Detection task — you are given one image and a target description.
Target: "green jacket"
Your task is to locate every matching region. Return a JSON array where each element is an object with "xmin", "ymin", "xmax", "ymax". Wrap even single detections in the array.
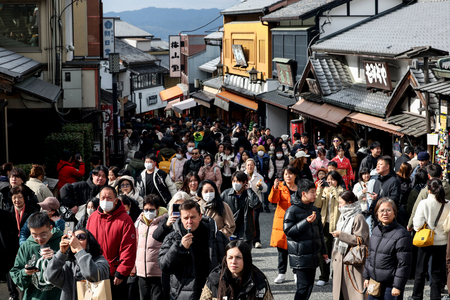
[{"xmin": 10, "ymin": 227, "xmax": 63, "ymax": 300}]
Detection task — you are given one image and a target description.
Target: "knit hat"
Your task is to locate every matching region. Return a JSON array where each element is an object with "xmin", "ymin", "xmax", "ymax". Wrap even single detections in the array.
[
  {"xmin": 257, "ymin": 145, "xmax": 266, "ymax": 152},
  {"xmin": 417, "ymin": 151, "xmax": 430, "ymax": 161},
  {"xmin": 295, "ymin": 151, "xmax": 310, "ymax": 158},
  {"xmin": 317, "ymin": 139, "xmax": 326, "ymax": 145},
  {"xmin": 194, "ymin": 132, "xmax": 203, "ymax": 142},
  {"xmin": 186, "ymin": 122, "xmax": 192, "ymax": 128},
  {"xmin": 153, "ymin": 143, "xmax": 160, "ymax": 150},
  {"xmin": 317, "ymin": 167, "xmax": 327, "ymax": 176}
]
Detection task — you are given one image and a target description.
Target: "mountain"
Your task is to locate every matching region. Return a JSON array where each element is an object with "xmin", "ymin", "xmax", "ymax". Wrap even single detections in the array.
[{"xmin": 104, "ymin": 7, "xmax": 223, "ymax": 41}]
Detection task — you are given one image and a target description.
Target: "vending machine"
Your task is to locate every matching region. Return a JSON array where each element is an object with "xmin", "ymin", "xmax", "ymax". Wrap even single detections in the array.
[{"xmin": 291, "ymin": 119, "xmax": 304, "ymax": 143}]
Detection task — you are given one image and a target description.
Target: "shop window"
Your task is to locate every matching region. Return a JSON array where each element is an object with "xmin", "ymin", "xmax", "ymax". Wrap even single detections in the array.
[
  {"xmin": 133, "ymin": 73, "xmax": 162, "ymax": 90},
  {"xmin": 0, "ymin": 3, "xmax": 40, "ymax": 50},
  {"xmin": 272, "ymin": 32, "xmax": 308, "ymax": 80}
]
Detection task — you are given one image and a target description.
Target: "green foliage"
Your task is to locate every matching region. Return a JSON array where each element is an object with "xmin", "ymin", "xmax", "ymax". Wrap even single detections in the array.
[
  {"xmin": 15, "ymin": 163, "xmax": 32, "ymax": 180},
  {"xmin": 63, "ymin": 123, "xmax": 94, "ymax": 178}
]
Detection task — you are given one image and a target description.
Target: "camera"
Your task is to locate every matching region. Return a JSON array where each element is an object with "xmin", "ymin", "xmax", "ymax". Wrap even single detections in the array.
[{"xmin": 75, "ymin": 153, "xmax": 81, "ymax": 161}]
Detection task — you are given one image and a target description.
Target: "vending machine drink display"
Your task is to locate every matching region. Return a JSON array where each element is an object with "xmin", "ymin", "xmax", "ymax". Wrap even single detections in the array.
[{"xmin": 291, "ymin": 119, "xmax": 304, "ymax": 143}]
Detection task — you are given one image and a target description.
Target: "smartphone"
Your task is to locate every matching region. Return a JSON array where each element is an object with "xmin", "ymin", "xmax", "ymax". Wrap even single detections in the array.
[
  {"xmin": 75, "ymin": 153, "xmax": 81, "ymax": 160},
  {"xmin": 64, "ymin": 222, "xmax": 75, "ymax": 238},
  {"xmin": 25, "ymin": 266, "xmax": 39, "ymax": 271},
  {"xmin": 172, "ymin": 204, "xmax": 180, "ymax": 217}
]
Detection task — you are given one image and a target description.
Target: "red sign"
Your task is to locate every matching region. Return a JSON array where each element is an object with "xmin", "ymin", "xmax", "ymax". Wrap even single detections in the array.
[{"xmin": 101, "ymin": 105, "xmax": 113, "ymax": 136}]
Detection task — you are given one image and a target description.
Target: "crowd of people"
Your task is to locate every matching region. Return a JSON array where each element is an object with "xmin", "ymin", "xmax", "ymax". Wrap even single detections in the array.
[{"xmin": 0, "ymin": 114, "xmax": 449, "ymax": 300}]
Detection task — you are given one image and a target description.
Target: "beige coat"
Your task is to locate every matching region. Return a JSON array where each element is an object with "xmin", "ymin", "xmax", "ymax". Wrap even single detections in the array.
[
  {"xmin": 26, "ymin": 178, "xmax": 53, "ymax": 202},
  {"xmin": 314, "ymin": 186, "xmax": 344, "ymax": 232},
  {"xmin": 332, "ymin": 214, "xmax": 370, "ymax": 300},
  {"xmin": 197, "ymin": 198, "xmax": 235, "ymax": 238}
]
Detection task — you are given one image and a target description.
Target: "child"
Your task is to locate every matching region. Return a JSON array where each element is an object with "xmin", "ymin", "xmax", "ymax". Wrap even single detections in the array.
[
  {"xmin": 283, "ymin": 180, "xmax": 327, "ymax": 300},
  {"xmin": 327, "ymin": 161, "xmax": 338, "ymax": 172},
  {"xmin": 314, "ymin": 168, "xmax": 327, "ymax": 188}
]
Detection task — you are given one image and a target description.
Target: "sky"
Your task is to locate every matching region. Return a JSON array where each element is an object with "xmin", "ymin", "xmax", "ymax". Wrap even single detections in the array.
[{"xmin": 103, "ymin": 0, "xmax": 239, "ymax": 13}]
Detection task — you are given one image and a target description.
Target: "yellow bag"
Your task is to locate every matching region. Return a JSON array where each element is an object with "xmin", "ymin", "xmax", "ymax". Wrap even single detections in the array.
[{"xmin": 413, "ymin": 223, "xmax": 434, "ymax": 247}]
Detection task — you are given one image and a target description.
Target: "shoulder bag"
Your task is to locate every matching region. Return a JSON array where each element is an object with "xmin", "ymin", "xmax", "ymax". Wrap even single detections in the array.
[{"xmin": 413, "ymin": 203, "xmax": 445, "ymax": 247}]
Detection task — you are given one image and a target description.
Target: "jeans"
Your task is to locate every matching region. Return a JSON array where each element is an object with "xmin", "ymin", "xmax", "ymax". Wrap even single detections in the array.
[
  {"xmin": 294, "ymin": 268, "xmax": 316, "ymax": 300},
  {"xmin": 277, "ymin": 247, "xmax": 288, "ymax": 274},
  {"xmin": 368, "ymin": 286, "xmax": 403, "ymax": 300},
  {"xmin": 412, "ymin": 245, "xmax": 446, "ymax": 300},
  {"xmin": 138, "ymin": 276, "xmax": 163, "ymax": 300},
  {"xmin": 318, "ymin": 222, "xmax": 332, "ymax": 282}
]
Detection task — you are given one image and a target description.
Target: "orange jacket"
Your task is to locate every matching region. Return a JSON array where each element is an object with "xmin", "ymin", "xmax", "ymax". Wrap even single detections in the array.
[{"xmin": 268, "ymin": 182, "xmax": 292, "ymax": 250}]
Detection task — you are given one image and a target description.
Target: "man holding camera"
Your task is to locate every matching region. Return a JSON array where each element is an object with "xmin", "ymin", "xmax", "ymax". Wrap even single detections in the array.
[{"xmin": 56, "ymin": 150, "xmax": 85, "ymax": 192}]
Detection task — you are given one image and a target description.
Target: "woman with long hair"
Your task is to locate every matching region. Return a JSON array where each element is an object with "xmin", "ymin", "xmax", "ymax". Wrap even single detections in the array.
[
  {"xmin": 170, "ymin": 147, "xmax": 187, "ymax": 190},
  {"xmin": 197, "ymin": 180, "xmax": 235, "ymax": 238},
  {"xmin": 291, "ymin": 151, "xmax": 313, "ymax": 182},
  {"xmin": 352, "ymin": 167, "xmax": 371, "ymax": 211},
  {"xmin": 46, "ymin": 228, "xmax": 110, "ymax": 300},
  {"xmin": 179, "ymin": 172, "xmax": 201, "ymax": 197},
  {"xmin": 200, "ymin": 240, "xmax": 273, "ymax": 300},
  {"xmin": 217, "ymin": 143, "xmax": 235, "ymax": 191},
  {"xmin": 237, "ymin": 150, "xmax": 251, "ymax": 172},
  {"xmin": 108, "ymin": 166, "xmax": 120, "ymax": 187}
]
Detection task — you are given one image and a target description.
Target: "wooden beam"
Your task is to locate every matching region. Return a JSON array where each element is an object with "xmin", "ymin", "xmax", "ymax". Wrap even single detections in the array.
[{"xmin": 0, "ymin": 92, "xmax": 20, "ymax": 99}]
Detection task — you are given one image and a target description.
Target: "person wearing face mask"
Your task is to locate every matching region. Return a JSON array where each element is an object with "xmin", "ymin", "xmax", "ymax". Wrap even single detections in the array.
[
  {"xmin": 197, "ymin": 180, "xmax": 235, "ymax": 238},
  {"xmin": 137, "ymin": 154, "xmax": 177, "ymax": 208},
  {"xmin": 75, "ymin": 198, "xmax": 99, "ymax": 231},
  {"xmin": 169, "ymin": 148, "xmax": 187, "ymax": 190},
  {"xmin": 272, "ymin": 147, "xmax": 289, "ymax": 180},
  {"xmin": 117, "ymin": 176, "xmax": 144, "ymax": 209},
  {"xmin": 217, "ymin": 143, "xmax": 235, "ymax": 191},
  {"xmin": 185, "ymin": 141, "xmax": 196, "ymax": 160},
  {"xmin": 87, "ymin": 186, "xmax": 137, "ymax": 300},
  {"xmin": 310, "ymin": 148, "xmax": 330, "ymax": 181},
  {"xmin": 198, "ymin": 154, "xmax": 223, "ymax": 193},
  {"xmin": 133, "ymin": 194, "xmax": 168, "ymax": 300},
  {"xmin": 221, "ymin": 171, "xmax": 262, "ymax": 250},
  {"xmin": 316, "ymin": 139, "xmax": 327, "ymax": 155},
  {"xmin": 120, "ymin": 195, "xmax": 142, "ymax": 223}
]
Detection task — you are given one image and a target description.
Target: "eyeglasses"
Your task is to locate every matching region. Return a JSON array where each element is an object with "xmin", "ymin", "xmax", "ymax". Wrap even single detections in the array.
[
  {"xmin": 378, "ymin": 209, "xmax": 393, "ymax": 215},
  {"xmin": 76, "ymin": 233, "xmax": 87, "ymax": 241},
  {"xmin": 32, "ymin": 231, "xmax": 50, "ymax": 240},
  {"xmin": 121, "ymin": 184, "xmax": 130, "ymax": 188},
  {"xmin": 333, "ymin": 139, "xmax": 340, "ymax": 142},
  {"xmin": 143, "ymin": 209, "xmax": 156, "ymax": 213}
]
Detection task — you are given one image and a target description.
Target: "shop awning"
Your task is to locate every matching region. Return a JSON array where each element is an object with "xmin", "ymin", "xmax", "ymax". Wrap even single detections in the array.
[
  {"xmin": 257, "ymin": 90, "xmax": 297, "ymax": 110},
  {"xmin": 214, "ymin": 96, "xmax": 229, "ymax": 111},
  {"xmin": 216, "ymin": 90, "xmax": 258, "ymax": 111},
  {"xmin": 159, "ymin": 84, "xmax": 188, "ymax": 102},
  {"xmin": 346, "ymin": 112, "xmax": 404, "ymax": 136},
  {"xmin": 291, "ymin": 98, "xmax": 350, "ymax": 127},
  {"xmin": 172, "ymin": 98, "xmax": 197, "ymax": 113},
  {"xmin": 192, "ymin": 91, "xmax": 214, "ymax": 108},
  {"xmin": 164, "ymin": 98, "xmax": 180, "ymax": 111},
  {"xmin": 15, "ymin": 77, "xmax": 62, "ymax": 103}
]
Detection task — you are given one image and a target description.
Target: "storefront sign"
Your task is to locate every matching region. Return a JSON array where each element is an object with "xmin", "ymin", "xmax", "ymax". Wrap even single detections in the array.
[
  {"xmin": 101, "ymin": 105, "xmax": 114, "ymax": 136},
  {"xmin": 103, "ymin": 18, "xmax": 115, "ymax": 58},
  {"xmin": 276, "ymin": 62, "xmax": 294, "ymax": 87},
  {"xmin": 232, "ymin": 44, "xmax": 247, "ymax": 67},
  {"xmin": 147, "ymin": 94, "xmax": 158, "ymax": 105},
  {"xmin": 363, "ymin": 61, "xmax": 392, "ymax": 90},
  {"xmin": 169, "ymin": 35, "xmax": 181, "ymax": 77}
]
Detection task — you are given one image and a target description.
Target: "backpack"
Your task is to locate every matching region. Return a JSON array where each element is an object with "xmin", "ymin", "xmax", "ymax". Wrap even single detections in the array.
[
  {"xmin": 126, "ymin": 164, "xmax": 138, "ymax": 182},
  {"xmin": 159, "ymin": 154, "xmax": 176, "ymax": 174}
]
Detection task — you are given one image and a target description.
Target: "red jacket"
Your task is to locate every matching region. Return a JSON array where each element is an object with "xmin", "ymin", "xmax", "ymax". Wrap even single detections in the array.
[
  {"xmin": 57, "ymin": 159, "xmax": 85, "ymax": 190},
  {"xmin": 87, "ymin": 201, "xmax": 137, "ymax": 278}
]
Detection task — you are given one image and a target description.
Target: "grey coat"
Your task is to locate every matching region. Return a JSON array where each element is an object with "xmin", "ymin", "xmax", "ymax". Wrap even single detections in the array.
[{"xmin": 45, "ymin": 249, "xmax": 110, "ymax": 300}]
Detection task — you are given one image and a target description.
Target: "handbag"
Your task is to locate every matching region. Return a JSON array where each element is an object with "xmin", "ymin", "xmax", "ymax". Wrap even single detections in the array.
[
  {"xmin": 367, "ymin": 278, "xmax": 382, "ymax": 297},
  {"xmin": 413, "ymin": 203, "xmax": 445, "ymax": 248},
  {"xmin": 76, "ymin": 270, "xmax": 112, "ymax": 300},
  {"xmin": 343, "ymin": 236, "xmax": 368, "ymax": 266}
]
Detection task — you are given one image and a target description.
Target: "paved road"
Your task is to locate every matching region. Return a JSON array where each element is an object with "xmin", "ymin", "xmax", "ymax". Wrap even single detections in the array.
[{"xmin": 0, "ymin": 207, "xmax": 434, "ymax": 300}]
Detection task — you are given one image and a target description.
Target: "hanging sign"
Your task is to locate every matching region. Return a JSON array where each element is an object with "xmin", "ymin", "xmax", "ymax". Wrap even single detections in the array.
[
  {"xmin": 169, "ymin": 35, "xmax": 181, "ymax": 77},
  {"xmin": 363, "ymin": 61, "xmax": 393, "ymax": 90},
  {"xmin": 103, "ymin": 18, "xmax": 115, "ymax": 58}
]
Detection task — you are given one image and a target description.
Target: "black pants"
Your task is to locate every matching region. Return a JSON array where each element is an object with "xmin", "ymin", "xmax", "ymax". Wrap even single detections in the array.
[
  {"xmin": 162, "ymin": 272, "xmax": 170, "ymax": 300},
  {"xmin": 138, "ymin": 276, "xmax": 164, "ymax": 300},
  {"xmin": 278, "ymin": 247, "xmax": 288, "ymax": 274},
  {"xmin": 294, "ymin": 268, "xmax": 316, "ymax": 300},
  {"xmin": 412, "ymin": 245, "xmax": 446, "ymax": 300},
  {"xmin": 253, "ymin": 207, "xmax": 261, "ymax": 244},
  {"xmin": 6, "ymin": 272, "xmax": 18, "ymax": 299},
  {"xmin": 318, "ymin": 222, "xmax": 332, "ymax": 282},
  {"xmin": 110, "ymin": 276, "xmax": 129, "ymax": 300}
]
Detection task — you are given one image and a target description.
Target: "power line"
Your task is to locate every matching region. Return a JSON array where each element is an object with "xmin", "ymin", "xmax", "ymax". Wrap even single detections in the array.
[{"xmin": 179, "ymin": 14, "xmax": 222, "ymax": 34}]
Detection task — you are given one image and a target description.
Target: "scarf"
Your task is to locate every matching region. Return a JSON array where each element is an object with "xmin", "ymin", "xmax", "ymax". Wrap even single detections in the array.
[{"xmin": 334, "ymin": 201, "xmax": 362, "ymax": 255}]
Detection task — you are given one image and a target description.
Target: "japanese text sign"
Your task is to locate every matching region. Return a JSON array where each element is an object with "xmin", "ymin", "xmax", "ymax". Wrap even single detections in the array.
[
  {"xmin": 103, "ymin": 18, "xmax": 115, "ymax": 58},
  {"xmin": 363, "ymin": 61, "xmax": 393, "ymax": 90},
  {"xmin": 169, "ymin": 35, "xmax": 181, "ymax": 77}
]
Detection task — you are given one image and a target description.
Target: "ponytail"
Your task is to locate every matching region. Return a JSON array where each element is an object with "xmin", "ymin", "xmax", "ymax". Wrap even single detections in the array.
[{"xmin": 428, "ymin": 178, "xmax": 446, "ymax": 204}]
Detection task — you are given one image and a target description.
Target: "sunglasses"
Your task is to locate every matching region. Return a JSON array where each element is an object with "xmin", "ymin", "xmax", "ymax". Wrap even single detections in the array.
[
  {"xmin": 143, "ymin": 209, "xmax": 156, "ymax": 213},
  {"xmin": 333, "ymin": 139, "xmax": 340, "ymax": 142},
  {"xmin": 76, "ymin": 233, "xmax": 87, "ymax": 241}
]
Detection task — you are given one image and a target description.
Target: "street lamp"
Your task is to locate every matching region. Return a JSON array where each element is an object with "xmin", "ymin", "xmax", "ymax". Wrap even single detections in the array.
[
  {"xmin": 216, "ymin": 62, "xmax": 224, "ymax": 76},
  {"xmin": 248, "ymin": 67, "xmax": 259, "ymax": 84},
  {"xmin": 139, "ymin": 92, "xmax": 142, "ymax": 115},
  {"xmin": 109, "ymin": 53, "xmax": 121, "ymax": 165}
]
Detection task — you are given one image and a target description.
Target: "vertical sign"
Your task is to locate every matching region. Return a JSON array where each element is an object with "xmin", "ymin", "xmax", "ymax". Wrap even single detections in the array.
[
  {"xmin": 169, "ymin": 35, "xmax": 181, "ymax": 77},
  {"xmin": 103, "ymin": 18, "xmax": 115, "ymax": 58}
]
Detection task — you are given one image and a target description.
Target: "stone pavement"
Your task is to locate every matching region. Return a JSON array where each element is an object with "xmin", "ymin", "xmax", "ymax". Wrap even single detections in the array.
[{"xmin": 0, "ymin": 207, "xmax": 434, "ymax": 300}]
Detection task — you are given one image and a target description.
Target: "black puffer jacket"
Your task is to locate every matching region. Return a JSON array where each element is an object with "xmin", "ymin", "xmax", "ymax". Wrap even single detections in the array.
[
  {"xmin": 359, "ymin": 154, "xmax": 380, "ymax": 173},
  {"xmin": 158, "ymin": 216, "xmax": 227, "ymax": 300},
  {"xmin": 60, "ymin": 176, "xmax": 106, "ymax": 209},
  {"xmin": 363, "ymin": 220, "xmax": 412, "ymax": 290},
  {"xmin": 182, "ymin": 158, "xmax": 204, "ymax": 178},
  {"xmin": 370, "ymin": 170, "xmax": 401, "ymax": 212},
  {"xmin": 0, "ymin": 184, "xmax": 39, "ymax": 212},
  {"xmin": 283, "ymin": 193, "xmax": 326, "ymax": 270},
  {"xmin": 221, "ymin": 187, "xmax": 261, "ymax": 242}
]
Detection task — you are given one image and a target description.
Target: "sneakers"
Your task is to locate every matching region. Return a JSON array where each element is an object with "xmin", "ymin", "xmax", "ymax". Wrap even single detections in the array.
[
  {"xmin": 316, "ymin": 280, "xmax": 329, "ymax": 286},
  {"xmin": 294, "ymin": 274, "xmax": 297, "ymax": 284},
  {"xmin": 254, "ymin": 242, "xmax": 262, "ymax": 248},
  {"xmin": 274, "ymin": 274, "xmax": 285, "ymax": 284}
]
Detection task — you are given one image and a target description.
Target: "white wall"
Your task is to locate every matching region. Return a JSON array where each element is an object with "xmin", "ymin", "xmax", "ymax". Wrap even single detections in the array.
[
  {"xmin": 266, "ymin": 104, "xmax": 289, "ymax": 138},
  {"xmin": 135, "ymin": 86, "xmax": 165, "ymax": 114}
]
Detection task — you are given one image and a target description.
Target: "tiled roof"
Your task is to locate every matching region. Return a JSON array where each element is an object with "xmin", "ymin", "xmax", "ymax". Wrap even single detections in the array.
[
  {"xmin": 115, "ymin": 39, "xmax": 158, "ymax": 65},
  {"xmin": 312, "ymin": 0, "xmax": 450, "ymax": 56},
  {"xmin": 204, "ymin": 29, "xmax": 223, "ymax": 41},
  {"xmin": 310, "ymin": 57, "xmax": 352, "ymax": 96},
  {"xmin": 256, "ymin": 90, "xmax": 297, "ymax": 109},
  {"xmin": 262, "ymin": 0, "xmax": 338, "ymax": 21},
  {"xmin": 411, "ymin": 68, "xmax": 439, "ymax": 111},
  {"xmin": 385, "ymin": 112, "xmax": 427, "ymax": 137},
  {"xmin": 129, "ymin": 65, "xmax": 168, "ymax": 75},
  {"xmin": 199, "ymin": 57, "xmax": 220, "ymax": 73},
  {"xmin": 15, "ymin": 77, "xmax": 61, "ymax": 103},
  {"xmin": 202, "ymin": 76, "xmax": 223, "ymax": 89},
  {"xmin": 221, "ymin": 0, "xmax": 283, "ymax": 15},
  {"xmin": 415, "ymin": 80, "xmax": 450, "ymax": 96},
  {"xmin": 323, "ymin": 84, "xmax": 391, "ymax": 117},
  {"xmin": 0, "ymin": 48, "xmax": 41, "ymax": 79},
  {"xmin": 115, "ymin": 20, "xmax": 153, "ymax": 38}
]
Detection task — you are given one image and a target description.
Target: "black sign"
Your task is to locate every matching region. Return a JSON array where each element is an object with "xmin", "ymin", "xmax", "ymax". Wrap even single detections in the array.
[{"xmin": 147, "ymin": 95, "xmax": 158, "ymax": 105}]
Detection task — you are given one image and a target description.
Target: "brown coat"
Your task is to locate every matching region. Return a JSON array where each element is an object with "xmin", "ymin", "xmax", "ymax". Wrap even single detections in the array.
[
  {"xmin": 332, "ymin": 214, "xmax": 370, "ymax": 300},
  {"xmin": 314, "ymin": 186, "xmax": 344, "ymax": 232},
  {"xmin": 197, "ymin": 198, "xmax": 235, "ymax": 238}
]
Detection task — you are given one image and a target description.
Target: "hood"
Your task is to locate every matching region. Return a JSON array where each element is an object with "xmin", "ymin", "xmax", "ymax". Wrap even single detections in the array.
[
  {"xmin": 160, "ymin": 148, "xmax": 176, "ymax": 157},
  {"xmin": 129, "ymin": 159, "xmax": 144, "ymax": 169},
  {"xmin": 378, "ymin": 170, "xmax": 397, "ymax": 182},
  {"xmin": 137, "ymin": 206, "xmax": 168, "ymax": 225}
]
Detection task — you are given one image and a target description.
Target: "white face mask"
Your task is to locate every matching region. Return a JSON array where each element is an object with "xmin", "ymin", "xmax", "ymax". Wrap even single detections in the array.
[
  {"xmin": 144, "ymin": 211, "xmax": 157, "ymax": 220},
  {"xmin": 276, "ymin": 153, "xmax": 283, "ymax": 159},
  {"xmin": 87, "ymin": 208, "xmax": 95, "ymax": 216},
  {"xmin": 270, "ymin": 147, "xmax": 275, "ymax": 151},
  {"xmin": 258, "ymin": 151, "xmax": 264, "ymax": 157},
  {"xmin": 145, "ymin": 163, "xmax": 154, "ymax": 170},
  {"xmin": 282, "ymin": 147, "xmax": 287, "ymax": 151},
  {"xmin": 127, "ymin": 211, "xmax": 130, "ymax": 215},
  {"xmin": 202, "ymin": 192, "xmax": 215, "ymax": 202},
  {"xmin": 176, "ymin": 154, "xmax": 183, "ymax": 160},
  {"xmin": 100, "ymin": 200, "xmax": 114, "ymax": 213},
  {"xmin": 188, "ymin": 147, "xmax": 194, "ymax": 153},
  {"xmin": 317, "ymin": 146, "xmax": 323, "ymax": 149},
  {"xmin": 232, "ymin": 183, "xmax": 243, "ymax": 192}
]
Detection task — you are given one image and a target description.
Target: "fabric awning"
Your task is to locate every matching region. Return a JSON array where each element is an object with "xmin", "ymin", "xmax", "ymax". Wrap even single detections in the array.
[
  {"xmin": 164, "ymin": 98, "xmax": 180, "ymax": 111},
  {"xmin": 216, "ymin": 90, "xmax": 258, "ymax": 111},
  {"xmin": 214, "ymin": 96, "xmax": 229, "ymax": 111},
  {"xmin": 172, "ymin": 98, "xmax": 197, "ymax": 113},
  {"xmin": 194, "ymin": 99, "xmax": 210, "ymax": 108},
  {"xmin": 291, "ymin": 98, "xmax": 350, "ymax": 127},
  {"xmin": 159, "ymin": 85, "xmax": 183, "ymax": 102},
  {"xmin": 346, "ymin": 112, "xmax": 404, "ymax": 136},
  {"xmin": 15, "ymin": 77, "xmax": 62, "ymax": 103}
]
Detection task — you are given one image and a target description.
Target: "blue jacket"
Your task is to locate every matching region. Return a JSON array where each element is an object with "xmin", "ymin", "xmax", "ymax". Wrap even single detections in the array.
[{"xmin": 20, "ymin": 217, "xmax": 65, "ymax": 245}]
